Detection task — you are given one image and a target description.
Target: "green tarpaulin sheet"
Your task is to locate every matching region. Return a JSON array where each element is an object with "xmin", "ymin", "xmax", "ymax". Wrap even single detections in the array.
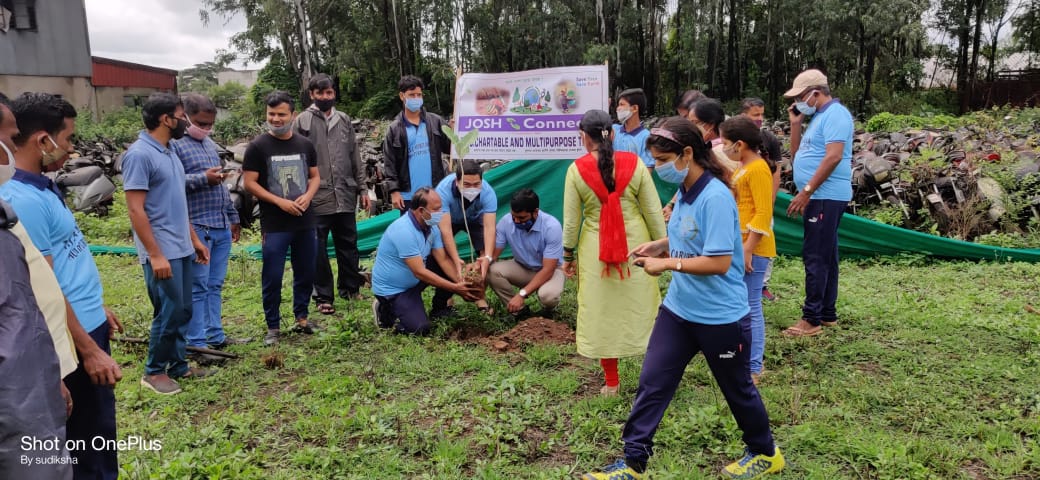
[{"xmin": 91, "ymin": 160, "xmax": 1040, "ymax": 262}]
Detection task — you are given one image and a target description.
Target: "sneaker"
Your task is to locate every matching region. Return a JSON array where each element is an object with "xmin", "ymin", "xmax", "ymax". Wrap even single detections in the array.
[
  {"xmin": 140, "ymin": 374, "xmax": 181, "ymax": 395},
  {"xmin": 761, "ymin": 287, "xmax": 776, "ymax": 302},
  {"xmin": 372, "ymin": 299, "xmax": 391, "ymax": 329},
  {"xmin": 581, "ymin": 459, "xmax": 643, "ymax": 480},
  {"xmin": 541, "ymin": 306, "xmax": 556, "ymax": 319},
  {"xmin": 722, "ymin": 447, "xmax": 785, "ymax": 479},
  {"xmin": 430, "ymin": 306, "xmax": 456, "ymax": 320},
  {"xmin": 264, "ymin": 329, "xmax": 280, "ymax": 346},
  {"xmin": 208, "ymin": 337, "xmax": 253, "ymax": 350}
]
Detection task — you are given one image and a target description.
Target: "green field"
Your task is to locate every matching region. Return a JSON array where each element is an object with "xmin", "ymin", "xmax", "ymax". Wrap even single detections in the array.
[{"xmin": 95, "ymin": 253, "xmax": 1040, "ymax": 479}]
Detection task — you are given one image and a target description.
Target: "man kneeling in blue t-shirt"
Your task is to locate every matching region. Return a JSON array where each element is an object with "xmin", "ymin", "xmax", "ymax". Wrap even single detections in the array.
[{"xmin": 370, "ymin": 187, "xmax": 480, "ymax": 334}]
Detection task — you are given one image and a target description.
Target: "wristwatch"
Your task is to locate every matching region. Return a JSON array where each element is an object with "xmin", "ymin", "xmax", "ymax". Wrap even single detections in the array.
[
  {"xmin": 519, "ymin": 288, "xmax": 528, "ymax": 298},
  {"xmin": 675, "ymin": 259, "xmax": 682, "ymax": 272},
  {"xmin": 482, "ymin": 255, "xmax": 493, "ymax": 263},
  {"xmin": 802, "ymin": 184, "xmax": 814, "ymax": 194}
]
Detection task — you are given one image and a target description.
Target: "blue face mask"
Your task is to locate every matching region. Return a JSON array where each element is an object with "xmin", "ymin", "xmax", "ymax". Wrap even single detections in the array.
[
  {"xmin": 424, "ymin": 208, "xmax": 444, "ymax": 226},
  {"xmin": 516, "ymin": 219, "xmax": 535, "ymax": 231},
  {"xmin": 405, "ymin": 98, "xmax": 424, "ymax": 113},
  {"xmin": 655, "ymin": 157, "xmax": 689, "ymax": 184},
  {"xmin": 794, "ymin": 90, "xmax": 818, "ymax": 117}
]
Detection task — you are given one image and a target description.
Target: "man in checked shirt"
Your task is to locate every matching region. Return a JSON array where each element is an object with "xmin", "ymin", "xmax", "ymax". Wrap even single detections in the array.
[{"xmin": 171, "ymin": 93, "xmax": 252, "ymax": 356}]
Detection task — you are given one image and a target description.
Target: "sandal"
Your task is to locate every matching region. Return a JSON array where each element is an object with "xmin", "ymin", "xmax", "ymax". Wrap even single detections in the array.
[
  {"xmin": 316, "ymin": 303, "xmax": 335, "ymax": 315},
  {"xmin": 781, "ymin": 325, "xmax": 822, "ymax": 337},
  {"xmin": 475, "ymin": 301, "xmax": 494, "ymax": 316}
]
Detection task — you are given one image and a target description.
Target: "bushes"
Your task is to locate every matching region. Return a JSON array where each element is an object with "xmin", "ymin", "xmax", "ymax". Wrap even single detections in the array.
[{"xmin": 76, "ymin": 107, "xmax": 142, "ymax": 146}]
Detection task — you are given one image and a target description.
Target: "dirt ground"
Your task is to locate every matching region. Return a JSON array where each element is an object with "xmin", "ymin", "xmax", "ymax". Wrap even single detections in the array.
[{"xmin": 478, "ymin": 317, "xmax": 575, "ymax": 352}]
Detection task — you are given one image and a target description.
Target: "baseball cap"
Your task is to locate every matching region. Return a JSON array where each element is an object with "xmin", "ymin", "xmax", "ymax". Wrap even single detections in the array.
[{"xmin": 784, "ymin": 69, "xmax": 828, "ymax": 97}]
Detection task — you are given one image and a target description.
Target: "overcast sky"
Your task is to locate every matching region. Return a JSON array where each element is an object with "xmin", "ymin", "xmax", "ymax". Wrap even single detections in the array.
[{"xmin": 85, "ymin": 0, "xmax": 252, "ymax": 71}]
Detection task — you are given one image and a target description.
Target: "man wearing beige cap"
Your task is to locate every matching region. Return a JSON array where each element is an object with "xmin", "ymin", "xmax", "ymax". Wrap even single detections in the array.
[{"xmin": 781, "ymin": 69, "xmax": 853, "ymax": 337}]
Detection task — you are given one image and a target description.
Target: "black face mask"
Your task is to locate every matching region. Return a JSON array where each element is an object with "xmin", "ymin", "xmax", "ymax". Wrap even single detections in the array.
[
  {"xmin": 314, "ymin": 98, "xmax": 336, "ymax": 112},
  {"xmin": 170, "ymin": 117, "xmax": 187, "ymax": 140}
]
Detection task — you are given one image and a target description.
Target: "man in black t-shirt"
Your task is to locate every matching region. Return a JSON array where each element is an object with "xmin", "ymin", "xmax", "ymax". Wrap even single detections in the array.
[{"xmin": 243, "ymin": 91, "xmax": 321, "ymax": 346}]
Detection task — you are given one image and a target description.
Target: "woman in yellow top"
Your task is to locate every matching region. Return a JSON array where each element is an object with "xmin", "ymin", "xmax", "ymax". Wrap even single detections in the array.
[
  {"xmin": 562, "ymin": 109, "xmax": 667, "ymax": 396},
  {"xmin": 720, "ymin": 116, "xmax": 777, "ymax": 383}
]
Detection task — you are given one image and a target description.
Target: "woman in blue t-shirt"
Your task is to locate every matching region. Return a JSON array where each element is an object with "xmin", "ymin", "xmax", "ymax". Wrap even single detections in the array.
[{"xmin": 581, "ymin": 117, "xmax": 784, "ymax": 480}]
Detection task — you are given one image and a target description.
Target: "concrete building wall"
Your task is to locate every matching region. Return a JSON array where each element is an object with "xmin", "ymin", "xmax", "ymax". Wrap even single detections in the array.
[
  {"xmin": 0, "ymin": 0, "xmax": 92, "ymax": 77},
  {"xmin": 0, "ymin": 74, "xmax": 93, "ymax": 108},
  {"xmin": 217, "ymin": 70, "xmax": 259, "ymax": 89},
  {"xmin": 92, "ymin": 86, "xmax": 172, "ymax": 115}
]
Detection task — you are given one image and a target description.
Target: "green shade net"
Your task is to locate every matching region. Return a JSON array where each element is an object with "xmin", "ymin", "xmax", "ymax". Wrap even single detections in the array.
[{"xmin": 91, "ymin": 160, "xmax": 1040, "ymax": 262}]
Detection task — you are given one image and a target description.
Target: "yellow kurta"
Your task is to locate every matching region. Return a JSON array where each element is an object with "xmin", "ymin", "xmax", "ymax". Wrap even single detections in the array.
[{"xmin": 562, "ymin": 160, "xmax": 667, "ymax": 359}]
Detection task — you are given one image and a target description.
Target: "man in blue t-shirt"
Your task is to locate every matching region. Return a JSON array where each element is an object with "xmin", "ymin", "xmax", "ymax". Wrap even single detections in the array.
[
  {"xmin": 371, "ymin": 187, "xmax": 479, "ymax": 334},
  {"xmin": 613, "ymin": 87, "xmax": 677, "ymax": 206},
  {"xmin": 783, "ymin": 69, "xmax": 854, "ymax": 337},
  {"xmin": 429, "ymin": 160, "xmax": 498, "ymax": 317},
  {"xmin": 0, "ymin": 92, "xmax": 124, "ymax": 478},
  {"xmin": 488, "ymin": 189, "xmax": 566, "ymax": 318},
  {"xmin": 382, "ymin": 75, "xmax": 452, "ymax": 213},
  {"xmin": 124, "ymin": 93, "xmax": 212, "ymax": 395}
]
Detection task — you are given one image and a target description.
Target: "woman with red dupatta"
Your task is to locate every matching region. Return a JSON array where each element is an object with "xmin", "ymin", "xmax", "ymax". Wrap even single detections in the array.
[{"xmin": 562, "ymin": 110, "xmax": 667, "ymax": 396}]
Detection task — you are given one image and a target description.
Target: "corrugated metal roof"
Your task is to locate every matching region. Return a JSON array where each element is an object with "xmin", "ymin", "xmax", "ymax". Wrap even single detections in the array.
[{"xmin": 91, "ymin": 57, "xmax": 177, "ymax": 90}]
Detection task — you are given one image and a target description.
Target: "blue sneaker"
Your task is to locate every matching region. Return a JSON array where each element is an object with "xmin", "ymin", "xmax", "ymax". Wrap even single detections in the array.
[{"xmin": 581, "ymin": 459, "xmax": 642, "ymax": 479}]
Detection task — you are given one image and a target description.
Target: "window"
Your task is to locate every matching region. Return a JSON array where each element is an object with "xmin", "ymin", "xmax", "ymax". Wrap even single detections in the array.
[{"xmin": 0, "ymin": 0, "xmax": 36, "ymax": 32}]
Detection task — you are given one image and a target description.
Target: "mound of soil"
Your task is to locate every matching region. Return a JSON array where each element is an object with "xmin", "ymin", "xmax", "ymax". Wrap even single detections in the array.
[{"xmin": 484, "ymin": 317, "xmax": 575, "ymax": 352}]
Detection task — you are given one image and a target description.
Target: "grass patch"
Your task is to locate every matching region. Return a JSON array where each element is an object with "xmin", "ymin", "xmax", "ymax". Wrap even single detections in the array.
[{"xmin": 95, "ymin": 253, "xmax": 1040, "ymax": 479}]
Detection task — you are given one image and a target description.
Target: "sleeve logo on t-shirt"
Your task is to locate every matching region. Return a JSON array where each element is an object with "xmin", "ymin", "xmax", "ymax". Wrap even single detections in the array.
[{"xmin": 268, "ymin": 154, "xmax": 307, "ymax": 200}]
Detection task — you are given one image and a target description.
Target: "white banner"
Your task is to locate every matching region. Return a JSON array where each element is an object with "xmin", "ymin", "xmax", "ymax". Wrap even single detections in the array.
[{"xmin": 451, "ymin": 65, "xmax": 609, "ymax": 160}]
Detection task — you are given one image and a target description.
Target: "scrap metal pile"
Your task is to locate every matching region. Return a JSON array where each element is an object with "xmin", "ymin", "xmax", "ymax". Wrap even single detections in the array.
[{"xmin": 770, "ymin": 119, "xmax": 1040, "ymax": 245}]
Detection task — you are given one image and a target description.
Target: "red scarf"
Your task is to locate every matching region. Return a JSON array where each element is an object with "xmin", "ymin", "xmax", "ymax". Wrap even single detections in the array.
[{"xmin": 575, "ymin": 151, "xmax": 638, "ymax": 279}]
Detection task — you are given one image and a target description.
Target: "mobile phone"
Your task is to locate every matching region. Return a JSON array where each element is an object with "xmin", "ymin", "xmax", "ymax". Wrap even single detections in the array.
[
  {"xmin": 789, "ymin": 103, "xmax": 802, "ymax": 116},
  {"xmin": 221, "ymin": 167, "xmax": 240, "ymax": 173}
]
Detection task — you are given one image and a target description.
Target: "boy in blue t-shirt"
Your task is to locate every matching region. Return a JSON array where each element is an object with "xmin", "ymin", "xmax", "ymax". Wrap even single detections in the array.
[
  {"xmin": 612, "ymin": 87, "xmax": 678, "ymax": 205},
  {"xmin": 429, "ymin": 160, "xmax": 498, "ymax": 316}
]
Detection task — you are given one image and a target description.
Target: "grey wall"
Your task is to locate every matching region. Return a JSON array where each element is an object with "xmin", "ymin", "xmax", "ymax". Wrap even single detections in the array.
[{"xmin": 0, "ymin": 0, "xmax": 92, "ymax": 76}]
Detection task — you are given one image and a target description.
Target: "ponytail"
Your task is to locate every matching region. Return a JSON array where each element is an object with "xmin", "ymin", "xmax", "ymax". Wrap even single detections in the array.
[{"xmin": 595, "ymin": 129, "xmax": 616, "ymax": 192}]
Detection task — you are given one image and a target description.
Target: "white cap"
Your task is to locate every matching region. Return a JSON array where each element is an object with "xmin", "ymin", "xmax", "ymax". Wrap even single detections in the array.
[{"xmin": 784, "ymin": 69, "xmax": 828, "ymax": 97}]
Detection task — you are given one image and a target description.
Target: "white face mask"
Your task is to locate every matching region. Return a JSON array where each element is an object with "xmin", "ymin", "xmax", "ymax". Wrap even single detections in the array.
[
  {"xmin": 462, "ymin": 187, "xmax": 481, "ymax": 202},
  {"xmin": 617, "ymin": 107, "xmax": 633, "ymax": 123},
  {"xmin": 0, "ymin": 141, "xmax": 15, "ymax": 186}
]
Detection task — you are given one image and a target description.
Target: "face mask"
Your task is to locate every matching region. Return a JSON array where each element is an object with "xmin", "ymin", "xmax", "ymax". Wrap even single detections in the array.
[
  {"xmin": 462, "ymin": 187, "xmax": 481, "ymax": 202},
  {"xmin": 423, "ymin": 208, "xmax": 444, "ymax": 226},
  {"xmin": 186, "ymin": 118, "xmax": 211, "ymax": 141},
  {"xmin": 752, "ymin": 119, "xmax": 764, "ymax": 128},
  {"xmin": 267, "ymin": 121, "xmax": 292, "ymax": 137},
  {"xmin": 794, "ymin": 90, "xmax": 818, "ymax": 117},
  {"xmin": 170, "ymin": 117, "xmax": 188, "ymax": 140},
  {"xmin": 314, "ymin": 98, "xmax": 335, "ymax": 112},
  {"xmin": 0, "ymin": 141, "xmax": 14, "ymax": 186},
  {"xmin": 41, "ymin": 135, "xmax": 65, "ymax": 167},
  {"xmin": 405, "ymin": 98, "xmax": 424, "ymax": 113},
  {"xmin": 617, "ymin": 107, "xmax": 633, "ymax": 123},
  {"xmin": 655, "ymin": 155, "xmax": 689, "ymax": 184},
  {"xmin": 516, "ymin": 219, "xmax": 535, "ymax": 232},
  {"xmin": 723, "ymin": 143, "xmax": 740, "ymax": 159}
]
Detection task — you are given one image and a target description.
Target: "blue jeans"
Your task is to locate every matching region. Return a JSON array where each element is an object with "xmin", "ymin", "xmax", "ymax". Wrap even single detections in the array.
[
  {"xmin": 743, "ymin": 254, "xmax": 771, "ymax": 374},
  {"xmin": 261, "ymin": 229, "xmax": 317, "ymax": 330},
  {"xmin": 65, "ymin": 321, "xmax": 118, "ymax": 479},
  {"xmin": 143, "ymin": 255, "xmax": 194, "ymax": 377},
  {"xmin": 187, "ymin": 225, "xmax": 231, "ymax": 347}
]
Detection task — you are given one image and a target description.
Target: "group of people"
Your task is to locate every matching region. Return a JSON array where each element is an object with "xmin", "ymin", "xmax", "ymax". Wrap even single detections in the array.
[{"xmin": 0, "ymin": 64, "xmax": 853, "ymax": 479}]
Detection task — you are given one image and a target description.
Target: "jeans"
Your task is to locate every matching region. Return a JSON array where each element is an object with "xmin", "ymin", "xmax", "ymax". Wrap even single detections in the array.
[
  {"xmin": 313, "ymin": 212, "xmax": 364, "ymax": 303},
  {"xmin": 261, "ymin": 229, "xmax": 317, "ymax": 330},
  {"xmin": 622, "ymin": 307, "xmax": 775, "ymax": 465},
  {"xmin": 742, "ymin": 255, "xmax": 771, "ymax": 374},
  {"xmin": 801, "ymin": 199, "xmax": 846, "ymax": 326},
  {"xmin": 144, "ymin": 255, "xmax": 194, "ymax": 377},
  {"xmin": 187, "ymin": 225, "xmax": 231, "ymax": 347},
  {"xmin": 65, "ymin": 321, "xmax": 118, "ymax": 479}
]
